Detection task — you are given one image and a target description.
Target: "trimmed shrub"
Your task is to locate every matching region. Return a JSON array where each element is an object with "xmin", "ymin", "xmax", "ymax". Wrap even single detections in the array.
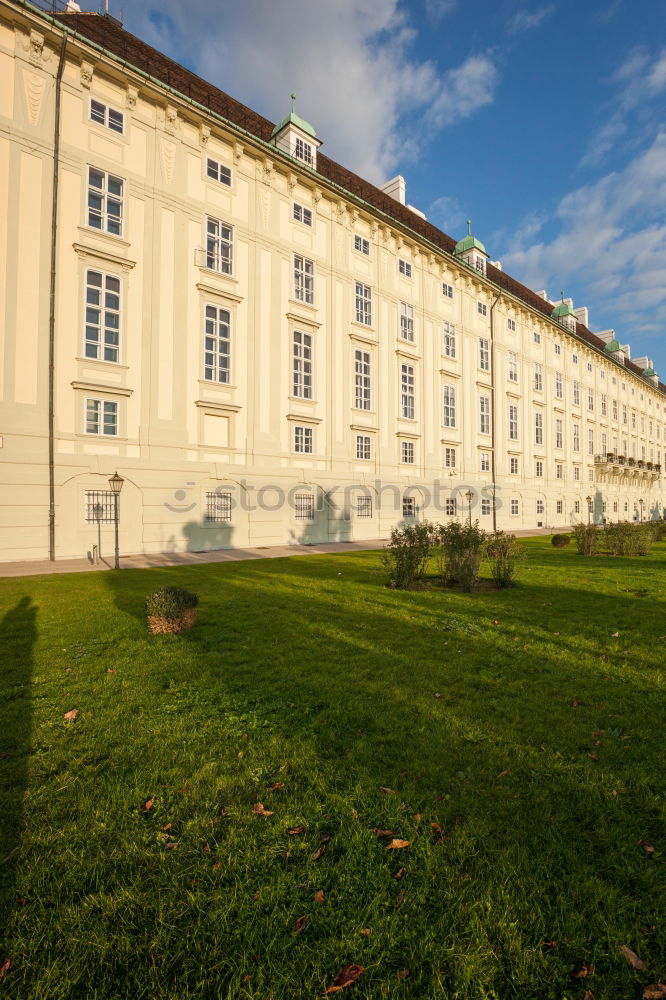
[
  {"xmin": 604, "ymin": 521, "xmax": 654, "ymax": 557},
  {"xmin": 573, "ymin": 523, "xmax": 600, "ymax": 556},
  {"xmin": 485, "ymin": 530, "xmax": 522, "ymax": 588},
  {"xmin": 437, "ymin": 521, "xmax": 486, "ymax": 592},
  {"xmin": 145, "ymin": 587, "xmax": 199, "ymax": 634},
  {"xmin": 551, "ymin": 533, "xmax": 571, "ymax": 549},
  {"xmin": 382, "ymin": 521, "xmax": 434, "ymax": 589}
]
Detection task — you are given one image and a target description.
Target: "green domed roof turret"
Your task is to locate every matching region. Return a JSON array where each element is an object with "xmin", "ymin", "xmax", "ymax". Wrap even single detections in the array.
[
  {"xmin": 551, "ymin": 292, "xmax": 575, "ymax": 320},
  {"xmin": 604, "ymin": 338, "xmax": 622, "ymax": 353},
  {"xmin": 271, "ymin": 93, "xmax": 317, "ymax": 140},
  {"xmin": 454, "ymin": 219, "xmax": 487, "ymax": 256},
  {"xmin": 643, "ymin": 366, "xmax": 657, "ymax": 377}
]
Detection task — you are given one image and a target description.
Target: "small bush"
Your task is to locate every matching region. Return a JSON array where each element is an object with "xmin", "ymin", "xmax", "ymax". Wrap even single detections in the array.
[
  {"xmin": 603, "ymin": 521, "xmax": 654, "ymax": 557},
  {"xmin": 551, "ymin": 533, "xmax": 571, "ymax": 549},
  {"xmin": 573, "ymin": 523, "xmax": 600, "ymax": 556},
  {"xmin": 485, "ymin": 530, "xmax": 522, "ymax": 587},
  {"xmin": 145, "ymin": 587, "xmax": 199, "ymax": 618},
  {"xmin": 437, "ymin": 521, "xmax": 486, "ymax": 592},
  {"xmin": 382, "ymin": 521, "xmax": 434, "ymax": 589}
]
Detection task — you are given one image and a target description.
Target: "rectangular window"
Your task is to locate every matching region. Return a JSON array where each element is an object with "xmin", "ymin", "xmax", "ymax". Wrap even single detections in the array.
[
  {"xmin": 555, "ymin": 372, "xmax": 563, "ymax": 399},
  {"xmin": 87, "ymin": 166, "xmax": 123, "ymax": 235},
  {"xmin": 85, "ymin": 490, "xmax": 116, "ymax": 523},
  {"xmin": 588, "ymin": 428, "xmax": 594, "ymax": 455},
  {"xmin": 293, "ymin": 202, "xmax": 313, "ymax": 226},
  {"xmin": 479, "ymin": 338, "xmax": 489, "ymax": 371},
  {"xmin": 354, "ymin": 233, "xmax": 370, "ymax": 255},
  {"xmin": 401, "ymin": 364, "xmax": 415, "ymax": 419},
  {"xmin": 555, "ymin": 418, "xmax": 563, "ymax": 449},
  {"xmin": 293, "ymin": 425, "xmax": 313, "ymax": 454},
  {"xmin": 556, "ymin": 500, "xmax": 563, "ymax": 514},
  {"xmin": 401, "ymin": 440, "xmax": 415, "ymax": 464},
  {"xmin": 612, "ymin": 399, "xmax": 618, "ymax": 420},
  {"xmin": 508, "ymin": 404, "xmax": 518, "ymax": 441},
  {"xmin": 90, "ymin": 98, "xmax": 124, "ymax": 134},
  {"xmin": 402, "ymin": 497, "xmax": 416, "ymax": 518},
  {"xmin": 442, "ymin": 385, "xmax": 456, "ymax": 428},
  {"xmin": 400, "ymin": 302, "xmax": 414, "ymax": 342},
  {"xmin": 587, "ymin": 361, "xmax": 593, "ymax": 373},
  {"xmin": 478, "ymin": 302, "xmax": 487, "ymax": 317},
  {"xmin": 508, "ymin": 352, "xmax": 518, "ymax": 382},
  {"xmin": 574, "ymin": 467, "xmax": 580, "ymax": 481},
  {"xmin": 398, "ymin": 258, "xmax": 412, "ymax": 278},
  {"xmin": 601, "ymin": 432, "xmax": 607, "ymax": 453},
  {"xmin": 510, "ymin": 456, "xmax": 518, "ymax": 474},
  {"xmin": 535, "ymin": 411, "xmax": 543, "ymax": 445},
  {"xmin": 573, "ymin": 380, "xmax": 580, "ymax": 406},
  {"xmin": 573, "ymin": 353, "xmax": 578, "ymax": 365},
  {"xmin": 536, "ymin": 459, "xmax": 543, "ymax": 477},
  {"xmin": 203, "ymin": 304, "xmax": 231, "ymax": 383},
  {"xmin": 534, "ymin": 364, "xmax": 543, "ymax": 391},
  {"xmin": 206, "ymin": 157, "xmax": 232, "ymax": 186},
  {"xmin": 601, "ymin": 393, "xmax": 607, "ymax": 416},
  {"xmin": 442, "ymin": 282, "xmax": 454, "ymax": 298},
  {"xmin": 206, "ymin": 216, "xmax": 233, "ymax": 274},
  {"xmin": 481, "ymin": 498, "xmax": 491, "ymax": 515},
  {"xmin": 536, "ymin": 499, "xmax": 544, "ymax": 515},
  {"xmin": 295, "ymin": 494, "xmax": 315, "ymax": 520},
  {"xmin": 354, "ymin": 349, "xmax": 371, "ymax": 410},
  {"xmin": 554, "ymin": 343, "xmax": 561, "ymax": 356},
  {"xmin": 533, "ymin": 331, "xmax": 541, "ymax": 344},
  {"xmin": 588, "ymin": 388, "xmax": 594, "ymax": 411},
  {"xmin": 85, "ymin": 398, "xmax": 117, "ymax": 436},
  {"xmin": 356, "ymin": 434, "xmax": 371, "ymax": 460},
  {"xmin": 294, "ymin": 137, "xmax": 313, "ymax": 166},
  {"xmin": 479, "ymin": 395, "xmax": 490, "ymax": 435},
  {"xmin": 356, "ymin": 496, "xmax": 372, "ymax": 518},
  {"xmin": 574, "ymin": 500, "xmax": 580, "ymax": 513},
  {"xmin": 511, "ymin": 498, "xmax": 519, "ymax": 515},
  {"xmin": 84, "ymin": 270, "xmax": 121, "ymax": 362},
  {"xmin": 292, "ymin": 330, "xmax": 313, "ymax": 399},
  {"xmin": 445, "ymin": 497, "xmax": 457, "ymax": 516},
  {"xmin": 205, "ymin": 491, "xmax": 232, "ymax": 522},
  {"xmin": 507, "ymin": 318, "xmax": 516, "ymax": 331},
  {"xmin": 444, "ymin": 446, "xmax": 456, "ymax": 468},
  {"xmin": 631, "ymin": 411, "xmax": 636, "ymax": 429},
  {"xmin": 480, "ymin": 452, "xmax": 490, "ymax": 472},
  {"xmin": 355, "ymin": 282, "xmax": 372, "ymax": 325},
  {"xmin": 623, "ymin": 404, "xmax": 627, "ymax": 423},
  {"xmin": 573, "ymin": 424, "xmax": 580, "ymax": 451},
  {"xmin": 443, "ymin": 321, "xmax": 456, "ymax": 358},
  {"xmin": 294, "ymin": 254, "xmax": 314, "ymax": 305},
  {"xmin": 556, "ymin": 463, "xmax": 563, "ymax": 479}
]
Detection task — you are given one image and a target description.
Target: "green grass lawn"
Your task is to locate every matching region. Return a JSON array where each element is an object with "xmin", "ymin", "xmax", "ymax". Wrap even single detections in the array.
[{"xmin": 1, "ymin": 538, "xmax": 664, "ymax": 1000}]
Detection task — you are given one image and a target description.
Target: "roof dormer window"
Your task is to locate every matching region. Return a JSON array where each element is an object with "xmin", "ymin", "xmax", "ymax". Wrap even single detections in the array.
[
  {"xmin": 453, "ymin": 220, "xmax": 488, "ymax": 276},
  {"xmin": 295, "ymin": 137, "xmax": 313, "ymax": 166},
  {"xmin": 270, "ymin": 94, "xmax": 321, "ymax": 171}
]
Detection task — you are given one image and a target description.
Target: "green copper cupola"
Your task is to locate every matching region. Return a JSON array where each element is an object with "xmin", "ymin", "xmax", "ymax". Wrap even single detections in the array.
[
  {"xmin": 551, "ymin": 291, "xmax": 577, "ymax": 333},
  {"xmin": 270, "ymin": 93, "xmax": 321, "ymax": 169},
  {"xmin": 454, "ymin": 220, "xmax": 488, "ymax": 275}
]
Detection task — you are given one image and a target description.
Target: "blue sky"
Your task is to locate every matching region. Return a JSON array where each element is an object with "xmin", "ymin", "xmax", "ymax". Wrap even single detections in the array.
[{"xmin": 91, "ymin": 0, "xmax": 665, "ymax": 375}]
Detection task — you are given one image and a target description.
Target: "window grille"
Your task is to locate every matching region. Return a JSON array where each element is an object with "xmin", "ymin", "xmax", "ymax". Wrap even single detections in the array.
[
  {"xmin": 294, "ymin": 494, "xmax": 315, "ymax": 520},
  {"xmin": 205, "ymin": 491, "xmax": 232, "ymax": 522},
  {"xmin": 356, "ymin": 496, "xmax": 372, "ymax": 518},
  {"xmin": 85, "ymin": 491, "xmax": 116, "ymax": 524}
]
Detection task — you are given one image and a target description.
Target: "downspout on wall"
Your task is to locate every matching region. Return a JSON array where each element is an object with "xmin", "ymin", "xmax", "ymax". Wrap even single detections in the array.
[
  {"xmin": 48, "ymin": 32, "xmax": 67, "ymax": 560},
  {"xmin": 489, "ymin": 290, "xmax": 502, "ymax": 532}
]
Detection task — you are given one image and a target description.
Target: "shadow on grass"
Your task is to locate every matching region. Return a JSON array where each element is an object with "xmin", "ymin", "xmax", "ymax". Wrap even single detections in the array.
[{"xmin": 0, "ymin": 596, "xmax": 37, "ymax": 966}]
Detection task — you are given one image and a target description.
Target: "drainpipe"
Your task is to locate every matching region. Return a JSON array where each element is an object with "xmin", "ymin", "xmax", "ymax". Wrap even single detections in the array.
[
  {"xmin": 489, "ymin": 289, "xmax": 502, "ymax": 531},
  {"xmin": 48, "ymin": 33, "xmax": 67, "ymax": 560}
]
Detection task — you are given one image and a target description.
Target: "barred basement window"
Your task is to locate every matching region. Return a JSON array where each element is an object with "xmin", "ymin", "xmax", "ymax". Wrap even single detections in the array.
[
  {"xmin": 356, "ymin": 496, "xmax": 372, "ymax": 518},
  {"xmin": 293, "ymin": 203, "xmax": 313, "ymax": 226},
  {"xmin": 205, "ymin": 491, "xmax": 232, "ymax": 522},
  {"xmin": 204, "ymin": 305, "xmax": 231, "ymax": 383},
  {"xmin": 294, "ymin": 494, "xmax": 315, "ymax": 520},
  {"xmin": 85, "ymin": 491, "xmax": 116, "ymax": 523},
  {"xmin": 88, "ymin": 167, "xmax": 123, "ymax": 235},
  {"xmin": 356, "ymin": 434, "xmax": 371, "ymax": 460},
  {"xmin": 90, "ymin": 99, "xmax": 124, "ymax": 134},
  {"xmin": 206, "ymin": 157, "xmax": 232, "ymax": 186}
]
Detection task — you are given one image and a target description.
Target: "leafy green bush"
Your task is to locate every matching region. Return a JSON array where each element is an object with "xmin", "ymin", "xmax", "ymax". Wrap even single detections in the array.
[
  {"xmin": 551, "ymin": 533, "xmax": 571, "ymax": 548},
  {"xmin": 603, "ymin": 522, "xmax": 654, "ymax": 556},
  {"xmin": 437, "ymin": 521, "xmax": 486, "ymax": 592},
  {"xmin": 485, "ymin": 531, "xmax": 522, "ymax": 587},
  {"xmin": 145, "ymin": 587, "xmax": 199, "ymax": 618},
  {"xmin": 382, "ymin": 521, "xmax": 434, "ymax": 589},
  {"xmin": 572, "ymin": 523, "xmax": 600, "ymax": 556}
]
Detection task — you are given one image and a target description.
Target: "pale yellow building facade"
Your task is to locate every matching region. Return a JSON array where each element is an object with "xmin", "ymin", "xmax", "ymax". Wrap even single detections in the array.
[{"xmin": 1, "ymin": 0, "xmax": 664, "ymax": 562}]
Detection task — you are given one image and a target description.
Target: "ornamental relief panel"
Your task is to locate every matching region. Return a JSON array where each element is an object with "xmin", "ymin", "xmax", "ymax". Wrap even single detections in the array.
[{"xmin": 21, "ymin": 68, "xmax": 45, "ymax": 126}]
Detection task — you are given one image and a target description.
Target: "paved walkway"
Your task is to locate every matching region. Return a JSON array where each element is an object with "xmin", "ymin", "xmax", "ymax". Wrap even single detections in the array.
[{"xmin": 0, "ymin": 527, "xmax": 556, "ymax": 578}]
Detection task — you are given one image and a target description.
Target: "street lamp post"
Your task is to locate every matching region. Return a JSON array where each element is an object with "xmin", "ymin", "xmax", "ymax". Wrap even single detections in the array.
[
  {"xmin": 465, "ymin": 489, "xmax": 473, "ymax": 527},
  {"xmin": 639, "ymin": 498, "xmax": 644, "ymax": 522},
  {"xmin": 108, "ymin": 471, "xmax": 124, "ymax": 569},
  {"xmin": 586, "ymin": 495, "xmax": 592, "ymax": 525}
]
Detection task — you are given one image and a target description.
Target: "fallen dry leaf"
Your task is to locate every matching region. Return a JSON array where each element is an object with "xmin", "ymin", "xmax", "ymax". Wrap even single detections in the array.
[
  {"xmin": 351, "ymin": 808, "xmax": 359, "ymax": 821},
  {"xmin": 314, "ymin": 890, "xmax": 325, "ymax": 904},
  {"xmin": 621, "ymin": 945, "xmax": 646, "ymax": 971},
  {"xmin": 252, "ymin": 802, "xmax": 273, "ymax": 817},
  {"xmin": 413, "ymin": 813, "xmax": 422, "ymax": 823},
  {"xmin": 397, "ymin": 969, "xmax": 410, "ymax": 980},
  {"xmin": 161, "ymin": 823, "xmax": 172, "ymax": 832},
  {"xmin": 372, "ymin": 828, "xmax": 394, "ymax": 837},
  {"xmin": 324, "ymin": 964, "xmax": 364, "ymax": 993},
  {"xmin": 106, "ymin": 668, "xmax": 115, "ymax": 673},
  {"xmin": 202, "ymin": 843, "xmax": 211, "ymax": 853},
  {"xmin": 394, "ymin": 867, "xmax": 406, "ymax": 879},
  {"xmin": 398, "ymin": 802, "xmax": 409, "ymax": 812},
  {"xmin": 611, "ymin": 631, "xmax": 620, "ymax": 637},
  {"xmin": 360, "ymin": 928, "xmax": 371, "ymax": 937},
  {"xmin": 165, "ymin": 841, "xmax": 178, "ymax": 850},
  {"xmin": 380, "ymin": 786, "xmax": 395, "ymax": 795},
  {"xmin": 319, "ymin": 833, "xmax": 331, "ymax": 843},
  {"xmin": 253, "ymin": 889, "xmax": 261, "ymax": 901},
  {"xmin": 63, "ymin": 709, "xmax": 78, "ymax": 721},
  {"xmin": 288, "ymin": 826, "xmax": 306, "ymax": 836},
  {"xmin": 212, "ymin": 861, "xmax": 221, "ymax": 870},
  {"xmin": 270, "ymin": 782, "xmax": 284, "ymax": 791},
  {"xmin": 431, "ymin": 822, "xmax": 443, "ymax": 834},
  {"xmin": 582, "ymin": 992, "xmax": 595, "ymax": 1000},
  {"xmin": 571, "ymin": 699, "xmax": 581, "ymax": 707},
  {"xmin": 242, "ymin": 975, "xmax": 251, "ymax": 985},
  {"xmin": 541, "ymin": 941, "xmax": 558, "ymax": 950},
  {"xmin": 241, "ymin": 732, "xmax": 248, "ymax": 740},
  {"xmin": 385, "ymin": 839, "xmax": 409, "ymax": 850},
  {"xmin": 643, "ymin": 985, "xmax": 666, "ymax": 999},
  {"xmin": 638, "ymin": 839, "xmax": 655, "ymax": 854},
  {"xmin": 395, "ymin": 891, "xmax": 405, "ymax": 906},
  {"xmin": 498, "ymin": 769, "xmax": 511, "ymax": 778},
  {"xmin": 295, "ymin": 914, "xmax": 309, "ymax": 935},
  {"xmin": 141, "ymin": 798, "xmax": 155, "ymax": 813},
  {"xmin": 573, "ymin": 963, "xmax": 594, "ymax": 978},
  {"xmin": 587, "ymin": 752, "xmax": 599, "ymax": 761},
  {"xmin": 0, "ymin": 959, "xmax": 9, "ymax": 980},
  {"xmin": 312, "ymin": 844, "xmax": 328, "ymax": 861}
]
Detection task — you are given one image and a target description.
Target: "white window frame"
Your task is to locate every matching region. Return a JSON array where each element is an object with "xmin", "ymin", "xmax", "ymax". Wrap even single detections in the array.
[
  {"xmin": 445, "ymin": 497, "xmax": 457, "ymax": 516},
  {"xmin": 533, "ymin": 331, "xmax": 541, "ymax": 344},
  {"xmin": 442, "ymin": 385, "xmax": 456, "ymax": 428},
  {"xmin": 444, "ymin": 446, "xmax": 456, "ymax": 469},
  {"xmin": 478, "ymin": 301, "xmax": 487, "ymax": 317},
  {"xmin": 443, "ymin": 321, "xmax": 456, "ymax": 359},
  {"xmin": 479, "ymin": 395, "xmax": 490, "ymax": 435},
  {"xmin": 508, "ymin": 352, "xmax": 518, "ymax": 383},
  {"xmin": 84, "ymin": 269, "xmax": 121, "ymax": 363},
  {"xmin": 354, "ymin": 349, "xmax": 371, "ymax": 410},
  {"xmin": 510, "ymin": 456, "xmax": 518, "ymax": 475},
  {"xmin": 203, "ymin": 303, "xmax": 232, "ymax": 384},
  {"xmin": 480, "ymin": 452, "xmax": 490, "ymax": 472},
  {"xmin": 400, "ymin": 302, "xmax": 414, "ymax": 342},
  {"xmin": 294, "ymin": 254, "xmax": 314, "ymax": 305},
  {"xmin": 84, "ymin": 397, "xmax": 118, "ymax": 436},
  {"xmin": 294, "ymin": 494, "xmax": 315, "ymax": 520},
  {"xmin": 573, "ymin": 380, "xmax": 580, "ymax": 406},
  {"xmin": 401, "ymin": 364, "xmax": 415, "ymax": 420},
  {"xmin": 401, "ymin": 440, "xmax": 415, "ymax": 464},
  {"xmin": 481, "ymin": 497, "xmax": 491, "ymax": 515},
  {"xmin": 206, "ymin": 157, "xmax": 232, "ymax": 187},
  {"xmin": 89, "ymin": 98, "xmax": 124, "ymax": 134},
  {"xmin": 293, "ymin": 425, "xmax": 313, "ymax": 454},
  {"xmin": 555, "ymin": 418, "xmax": 563, "ymax": 449},
  {"xmin": 442, "ymin": 282, "xmax": 454, "ymax": 299},
  {"xmin": 508, "ymin": 404, "xmax": 518, "ymax": 441},
  {"xmin": 534, "ymin": 363, "xmax": 543, "ymax": 392},
  {"xmin": 511, "ymin": 498, "xmax": 519, "ymax": 515},
  {"xmin": 507, "ymin": 318, "xmax": 516, "ymax": 331},
  {"xmin": 87, "ymin": 166, "xmax": 124, "ymax": 236},
  {"xmin": 356, "ymin": 496, "xmax": 372, "ymax": 518},
  {"xmin": 535, "ymin": 459, "xmax": 543, "ymax": 477},
  {"xmin": 479, "ymin": 338, "xmax": 490, "ymax": 371},
  {"xmin": 355, "ymin": 434, "xmax": 371, "ymax": 460},
  {"xmin": 398, "ymin": 258, "xmax": 412, "ymax": 278},
  {"xmin": 294, "ymin": 137, "xmax": 313, "ymax": 166},
  {"xmin": 293, "ymin": 203, "xmax": 313, "ymax": 227},
  {"xmin": 205, "ymin": 216, "xmax": 233, "ymax": 274},
  {"xmin": 536, "ymin": 499, "xmax": 545, "ymax": 515},
  {"xmin": 354, "ymin": 233, "xmax": 370, "ymax": 256},
  {"xmin": 535, "ymin": 411, "xmax": 543, "ymax": 445},
  {"xmin": 555, "ymin": 372, "xmax": 563, "ymax": 399},
  {"xmin": 355, "ymin": 282, "xmax": 372, "ymax": 326},
  {"xmin": 402, "ymin": 496, "xmax": 416, "ymax": 518},
  {"xmin": 292, "ymin": 330, "xmax": 313, "ymax": 399}
]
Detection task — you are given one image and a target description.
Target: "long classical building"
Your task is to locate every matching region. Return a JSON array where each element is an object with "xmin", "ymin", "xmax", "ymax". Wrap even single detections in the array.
[{"xmin": 1, "ymin": 0, "xmax": 665, "ymax": 562}]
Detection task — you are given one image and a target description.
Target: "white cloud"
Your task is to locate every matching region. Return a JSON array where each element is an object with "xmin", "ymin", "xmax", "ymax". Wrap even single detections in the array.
[
  {"xmin": 122, "ymin": 0, "xmax": 498, "ymax": 183},
  {"xmin": 502, "ymin": 131, "xmax": 666, "ymax": 353},
  {"xmin": 508, "ymin": 6, "xmax": 554, "ymax": 35},
  {"xmin": 428, "ymin": 195, "xmax": 467, "ymax": 234}
]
